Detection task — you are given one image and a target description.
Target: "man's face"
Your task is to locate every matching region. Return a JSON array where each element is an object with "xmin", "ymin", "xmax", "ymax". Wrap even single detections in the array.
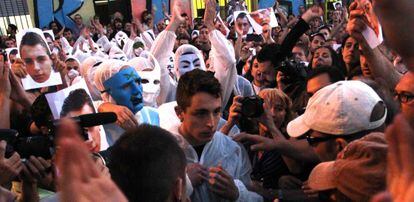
[
  {"xmin": 292, "ymin": 46, "xmax": 307, "ymax": 62},
  {"xmin": 332, "ymin": 11, "xmax": 342, "ymax": 21},
  {"xmin": 307, "ymin": 73, "xmax": 332, "ymax": 97},
  {"xmin": 103, "ymin": 67, "xmax": 144, "ymax": 114},
  {"xmin": 253, "ymin": 60, "xmax": 276, "ymax": 88},
  {"xmin": 179, "ymin": 39, "xmax": 189, "ymax": 47},
  {"xmin": 178, "ymin": 92, "xmax": 221, "ymax": 146},
  {"xmin": 236, "ymin": 17, "xmax": 250, "ymax": 35},
  {"xmin": 5, "ymin": 40, "xmax": 15, "ymax": 48},
  {"xmin": 178, "ymin": 53, "xmax": 201, "ymax": 76},
  {"xmin": 75, "ymin": 15, "xmax": 83, "ymax": 25},
  {"xmin": 395, "ymin": 72, "xmax": 414, "ymax": 126},
  {"xmin": 65, "ymin": 104, "xmax": 101, "ymax": 152},
  {"xmin": 360, "ymin": 53, "xmax": 371, "ymax": 78},
  {"xmin": 312, "ymin": 47, "xmax": 332, "ymax": 68},
  {"xmin": 115, "ymin": 21, "xmax": 123, "ymax": 30},
  {"xmin": 51, "ymin": 23, "xmax": 59, "ymax": 32},
  {"xmin": 46, "ymin": 37, "xmax": 54, "ymax": 51},
  {"xmin": 342, "ymin": 37, "xmax": 360, "ymax": 66},
  {"xmin": 157, "ymin": 21, "xmax": 166, "ymax": 32},
  {"xmin": 21, "ymin": 44, "xmax": 52, "ymax": 83},
  {"xmin": 124, "ymin": 23, "xmax": 132, "ymax": 32},
  {"xmin": 64, "ymin": 31, "xmax": 73, "ymax": 41},
  {"xmin": 65, "ymin": 60, "xmax": 80, "ymax": 71},
  {"xmin": 309, "ymin": 130, "xmax": 340, "ymax": 162},
  {"xmin": 310, "ymin": 35, "xmax": 325, "ymax": 53},
  {"xmin": 199, "ymin": 28, "xmax": 209, "ymax": 42}
]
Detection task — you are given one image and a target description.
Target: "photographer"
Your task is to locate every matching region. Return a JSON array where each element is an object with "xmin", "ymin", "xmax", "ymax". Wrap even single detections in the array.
[{"xmin": 222, "ymin": 89, "xmax": 319, "ymax": 200}]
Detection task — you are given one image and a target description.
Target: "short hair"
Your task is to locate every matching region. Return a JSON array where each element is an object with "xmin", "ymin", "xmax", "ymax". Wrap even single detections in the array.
[
  {"xmin": 236, "ymin": 12, "xmax": 247, "ymax": 20},
  {"xmin": 108, "ymin": 124, "xmax": 186, "ymax": 202},
  {"xmin": 293, "ymin": 42, "xmax": 309, "ymax": 58},
  {"xmin": 19, "ymin": 32, "xmax": 50, "ymax": 56},
  {"xmin": 177, "ymin": 33, "xmax": 190, "ymax": 41},
  {"xmin": 74, "ymin": 14, "xmax": 82, "ymax": 19},
  {"xmin": 257, "ymin": 43, "xmax": 283, "ymax": 66},
  {"xmin": 8, "ymin": 24, "xmax": 17, "ymax": 32},
  {"xmin": 63, "ymin": 28, "xmax": 73, "ymax": 33},
  {"xmin": 176, "ymin": 69, "xmax": 222, "ymax": 110},
  {"xmin": 60, "ymin": 89, "xmax": 95, "ymax": 117},
  {"xmin": 43, "ymin": 32, "xmax": 53, "ymax": 41},
  {"xmin": 307, "ymin": 66, "xmax": 345, "ymax": 83}
]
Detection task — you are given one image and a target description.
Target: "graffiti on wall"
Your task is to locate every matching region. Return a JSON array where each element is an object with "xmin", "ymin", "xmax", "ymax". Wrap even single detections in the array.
[{"xmin": 35, "ymin": 0, "xmax": 84, "ymax": 30}]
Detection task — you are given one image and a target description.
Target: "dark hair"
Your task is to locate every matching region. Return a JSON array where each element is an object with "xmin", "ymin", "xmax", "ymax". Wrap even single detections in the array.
[
  {"xmin": 19, "ymin": 32, "xmax": 51, "ymax": 56},
  {"xmin": 48, "ymin": 21, "xmax": 62, "ymax": 31},
  {"xmin": 108, "ymin": 124, "xmax": 186, "ymax": 202},
  {"xmin": 257, "ymin": 43, "xmax": 283, "ymax": 66},
  {"xmin": 309, "ymin": 45, "xmax": 347, "ymax": 75},
  {"xmin": 176, "ymin": 69, "xmax": 222, "ymax": 110},
  {"xmin": 63, "ymin": 28, "xmax": 73, "ymax": 33},
  {"xmin": 8, "ymin": 24, "xmax": 17, "ymax": 32},
  {"xmin": 236, "ymin": 12, "xmax": 247, "ymax": 20},
  {"xmin": 31, "ymin": 94, "xmax": 53, "ymax": 128},
  {"xmin": 43, "ymin": 32, "xmax": 53, "ymax": 41},
  {"xmin": 177, "ymin": 33, "xmax": 190, "ymax": 41},
  {"xmin": 60, "ymin": 89, "xmax": 95, "ymax": 117},
  {"xmin": 307, "ymin": 66, "xmax": 345, "ymax": 83}
]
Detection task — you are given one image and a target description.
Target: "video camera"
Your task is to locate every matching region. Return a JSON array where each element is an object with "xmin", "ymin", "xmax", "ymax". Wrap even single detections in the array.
[{"xmin": 0, "ymin": 112, "xmax": 117, "ymax": 159}]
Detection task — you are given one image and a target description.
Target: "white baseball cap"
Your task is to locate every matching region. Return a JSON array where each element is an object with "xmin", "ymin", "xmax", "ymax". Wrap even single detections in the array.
[{"xmin": 287, "ymin": 81, "xmax": 387, "ymax": 138}]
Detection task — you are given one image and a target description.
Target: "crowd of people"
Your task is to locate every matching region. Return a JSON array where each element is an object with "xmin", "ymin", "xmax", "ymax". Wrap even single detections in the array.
[{"xmin": 0, "ymin": 0, "xmax": 414, "ymax": 201}]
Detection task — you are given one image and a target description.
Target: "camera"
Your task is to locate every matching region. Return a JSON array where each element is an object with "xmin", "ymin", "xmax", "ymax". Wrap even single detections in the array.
[
  {"xmin": 276, "ymin": 59, "xmax": 309, "ymax": 83},
  {"xmin": 241, "ymin": 96, "xmax": 264, "ymax": 118},
  {"xmin": 0, "ymin": 112, "xmax": 117, "ymax": 159}
]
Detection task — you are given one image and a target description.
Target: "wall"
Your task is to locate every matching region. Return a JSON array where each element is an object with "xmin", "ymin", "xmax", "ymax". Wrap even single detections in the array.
[{"xmin": 27, "ymin": 0, "xmax": 95, "ymax": 29}]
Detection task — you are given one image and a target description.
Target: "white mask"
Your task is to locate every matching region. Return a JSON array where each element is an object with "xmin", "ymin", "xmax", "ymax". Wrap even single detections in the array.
[
  {"xmin": 114, "ymin": 31, "xmax": 128, "ymax": 49},
  {"xmin": 67, "ymin": 68, "xmax": 80, "ymax": 79},
  {"xmin": 133, "ymin": 54, "xmax": 161, "ymax": 107},
  {"xmin": 178, "ymin": 53, "xmax": 201, "ymax": 76}
]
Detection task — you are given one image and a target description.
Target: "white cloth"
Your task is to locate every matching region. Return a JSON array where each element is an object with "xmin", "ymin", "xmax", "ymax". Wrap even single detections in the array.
[
  {"xmin": 103, "ymin": 106, "xmax": 160, "ymax": 145},
  {"xmin": 171, "ymin": 129, "xmax": 263, "ymax": 202},
  {"xmin": 234, "ymin": 75, "xmax": 254, "ymax": 97}
]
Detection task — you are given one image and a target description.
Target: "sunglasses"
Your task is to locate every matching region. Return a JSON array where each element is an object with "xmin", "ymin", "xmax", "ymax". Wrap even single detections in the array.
[
  {"xmin": 394, "ymin": 91, "xmax": 414, "ymax": 103},
  {"xmin": 306, "ymin": 134, "xmax": 348, "ymax": 147}
]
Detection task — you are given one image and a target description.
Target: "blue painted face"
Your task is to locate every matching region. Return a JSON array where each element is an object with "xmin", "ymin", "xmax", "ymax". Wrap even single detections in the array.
[{"xmin": 103, "ymin": 66, "xmax": 144, "ymax": 114}]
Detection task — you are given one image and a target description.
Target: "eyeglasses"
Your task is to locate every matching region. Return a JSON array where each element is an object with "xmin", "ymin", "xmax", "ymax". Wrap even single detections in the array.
[
  {"xmin": 306, "ymin": 135, "xmax": 348, "ymax": 147},
  {"xmin": 394, "ymin": 91, "xmax": 414, "ymax": 103}
]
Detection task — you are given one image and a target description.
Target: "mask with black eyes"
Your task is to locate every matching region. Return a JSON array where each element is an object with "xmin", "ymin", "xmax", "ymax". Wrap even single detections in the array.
[
  {"xmin": 178, "ymin": 52, "xmax": 201, "ymax": 76},
  {"xmin": 114, "ymin": 31, "xmax": 128, "ymax": 49}
]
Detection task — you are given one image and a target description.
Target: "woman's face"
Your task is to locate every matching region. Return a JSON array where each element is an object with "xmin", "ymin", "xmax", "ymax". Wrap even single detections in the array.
[
  {"xmin": 312, "ymin": 47, "xmax": 333, "ymax": 68},
  {"xmin": 260, "ymin": 97, "xmax": 287, "ymax": 134}
]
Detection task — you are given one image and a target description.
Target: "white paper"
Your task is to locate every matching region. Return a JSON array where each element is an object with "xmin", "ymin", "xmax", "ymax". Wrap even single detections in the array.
[
  {"xmin": 21, "ymin": 70, "xmax": 63, "ymax": 90},
  {"xmin": 45, "ymin": 79, "xmax": 92, "ymax": 119},
  {"xmin": 362, "ymin": 24, "xmax": 383, "ymax": 49}
]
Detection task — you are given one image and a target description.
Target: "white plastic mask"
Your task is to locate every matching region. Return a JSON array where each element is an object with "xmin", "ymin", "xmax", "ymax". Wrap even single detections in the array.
[
  {"xmin": 139, "ymin": 70, "xmax": 160, "ymax": 107},
  {"xmin": 178, "ymin": 53, "xmax": 201, "ymax": 76},
  {"xmin": 115, "ymin": 31, "xmax": 128, "ymax": 49},
  {"xmin": 67, "ymin": 68, "xmax": 80, "ymax": 79}
]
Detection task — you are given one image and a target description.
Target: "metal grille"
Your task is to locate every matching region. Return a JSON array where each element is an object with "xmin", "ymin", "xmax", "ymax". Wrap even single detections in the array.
[{"xmin": 0, "ymin": 0, "xmax": 32, "ymax": 36}]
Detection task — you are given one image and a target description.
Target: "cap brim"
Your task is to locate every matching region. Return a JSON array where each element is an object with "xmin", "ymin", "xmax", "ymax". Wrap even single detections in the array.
[
  {"xmin": 287, "ymin": 115, "xmax": 310, "ymax": 138},
  {"xmin": 308, "ymin": 161, "xmax": 336, "ymax": 191}
]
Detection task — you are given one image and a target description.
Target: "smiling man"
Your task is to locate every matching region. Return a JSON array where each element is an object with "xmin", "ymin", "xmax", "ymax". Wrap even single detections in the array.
[{"xmin": 173, "ymin": 69, "xmax": 262, "ymax": 201}]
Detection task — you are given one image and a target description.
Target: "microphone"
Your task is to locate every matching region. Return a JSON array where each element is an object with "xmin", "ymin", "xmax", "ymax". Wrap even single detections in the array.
[{"xmin": 53, "ymin": 112, "xmax": 117, "ymax": 128}]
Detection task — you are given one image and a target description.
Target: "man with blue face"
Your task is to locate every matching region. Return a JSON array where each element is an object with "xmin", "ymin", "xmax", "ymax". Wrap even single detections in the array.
[{"xmin": 103, "ymin": 67, "xmax": 144, "ymax": 114}]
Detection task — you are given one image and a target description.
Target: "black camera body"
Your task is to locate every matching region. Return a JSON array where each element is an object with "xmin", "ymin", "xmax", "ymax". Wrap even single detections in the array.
[
  {"xmin": 277, "ymin": 59, "xmax": 309, "ymax": 83},
  {"xmin": 0, "ymin": 112, "xmax": 117, "ymax": 159},
  {"xmin": 241, "ymin": 96, "xmax": 264, "ymax": 118}
]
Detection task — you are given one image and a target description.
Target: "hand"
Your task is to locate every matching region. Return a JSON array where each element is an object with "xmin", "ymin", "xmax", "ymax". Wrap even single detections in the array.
[
  {"xmin": 301, "ymin": 5, "xmax": 324, "ymax": 23},
  {"xmin": 302, "ymin": 181, "xmax": 318, "ymax": 198},
  {"xmin": 9, "ymin": 70, "xmax": 31, "ymax": 108},
  {"xmin": 276, "ymin": 71, "xmax": 286, "ymax": 91},
  {"xmin": 186, "ymin": 163, "xmax": 208, "ymax": 187},
  {"xmin": 166, "ymin": 0, "xmax": 187, "ymax": 31},
  {"xmin": 256, "ymin": 101, "xmax": 277, "ymax": 133},
  {"xmin": 227, "ymin": 96, "xmax": 243, "ymax": 125},
  {"xmin": 208, "ymin": 165, "xmax": 239, "ymax": 200},
  {"xmin": 56, "ymin": 118, "xmax": 127, "ymax": 202},
  {"xmin": 11, "ymin": 58, "xmax": 27, "ymax": 79},
  {"xmin": 21, "ymin": 156, "xmax": 54, "ymax": 188},
  {"xmin": 203, "ymin": 0, "xmax": 217, "ymax": 31},
  {"xmin": 0, "ymin": 56, "xmax": 11, "ymax": 98},
  {"xmin": 98, "ymin": 103, "xmax": 138, "ymax": 130},
  {"xmin": 346, "ymin": 2, "xmax": 368, "ymax": 47},
  {"xmin": 0, "ymin": 141, "xmax": 23, "ymax": 185},
  {"xmin": 233, "ymin": 132, "xmax": 277, "ymax": 151},
  {"xmin": 382, "ymin": 114, "xmax": 414, "ymax": 201}
]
